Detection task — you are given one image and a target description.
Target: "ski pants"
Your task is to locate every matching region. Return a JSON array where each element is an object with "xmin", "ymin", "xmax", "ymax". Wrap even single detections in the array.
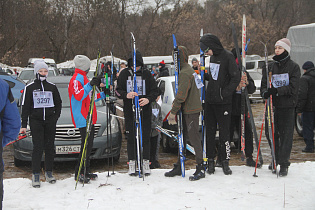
[
  {"xmin": 205, "ymin": 103, "xmax": 232, "ymax": 161},
  {"xmin": 30, "ymin": 119, "xmax": 56, "ymax": 174},
  {"xmin": 125, "ymin": 104, "xmax": 151, "ymax": 161},
  {"xmin": 265, "ymin": 107, "xmax": 294, "ymax": 168},
  {"xmin": 175, "ymin": 113, "xmax": 202, "ymax": 165},
  {"xmin": 230, "ymin": 114, "xmax": 254, "ymax": 158},
  {"xmin": 302, "ymin": 111, "xmax": 315, "ymax": 150},
  {"xmin": 75, "ymin": 125, "xmax": 95, "ymax": 175}
]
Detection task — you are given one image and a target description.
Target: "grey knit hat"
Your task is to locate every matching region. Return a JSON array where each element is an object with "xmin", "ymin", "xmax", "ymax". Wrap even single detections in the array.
[
  {"xmin": 34, "ymin": 60, "xmax": 49, "ymax": 75},
  {"xmin": 74, "ymin": 55, "xmax": 91, "ymax": 72}
]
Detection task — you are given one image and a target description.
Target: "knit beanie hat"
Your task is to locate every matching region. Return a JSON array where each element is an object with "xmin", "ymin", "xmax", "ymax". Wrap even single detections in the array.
[
  {"xmin": 34, "ymin": 60, "xmax": 49, "ymax": 75},
  {"xmin": 74, "ymin": 55, "xmax": 91, "ymax": 72},
  {"xmin": 275, "ymin": 38, "xmax": 291, "ymax": 54},
  {"xmin": 302, "ymin": 61, "xmax": 315, "ymax": 70},
  {"xmin": 159, "ymin": 60, "xmax": 165, "ymax": 68}
]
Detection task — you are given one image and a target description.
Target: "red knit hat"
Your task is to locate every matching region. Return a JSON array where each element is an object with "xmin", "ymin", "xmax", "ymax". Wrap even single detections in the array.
[
  {"xmin": 159, "ymin": 60, "xmax": 165, "ymax": 65},
  {"xmin": 159, "ymin": 60, "xmax": 165, "ymax": 68}
]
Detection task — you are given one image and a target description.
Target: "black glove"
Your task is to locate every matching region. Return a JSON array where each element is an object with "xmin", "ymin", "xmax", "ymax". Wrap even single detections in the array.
[
  {"xmin": 262, "ymin": 91, "xmax": 271, "ymax": 99},
  {"xmin": 268, "ymin": 87, "xmax": 278, "ymax": 96},
  {"xmin": 104, "ymin": 87, "xmax": 110, "ymax": 96},
  {"xmin": 90, "ymin": 75, "xmax": 102, "ymax": 86}
]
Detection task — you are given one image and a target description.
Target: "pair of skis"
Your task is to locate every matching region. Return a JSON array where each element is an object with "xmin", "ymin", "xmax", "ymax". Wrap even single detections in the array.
[
  {"xmin": 75, "ymin": 50, "xmax": 101, "ymax": 189},
  {"xmin": 231, "ymin": 15, "xmax": 263, "ymax": 168}
]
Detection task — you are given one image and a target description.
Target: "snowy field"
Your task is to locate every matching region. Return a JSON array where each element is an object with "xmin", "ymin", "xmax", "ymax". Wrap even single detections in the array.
[{"xmin": 3, "ymin": 162, "xmax": 315, "ymax": 210}]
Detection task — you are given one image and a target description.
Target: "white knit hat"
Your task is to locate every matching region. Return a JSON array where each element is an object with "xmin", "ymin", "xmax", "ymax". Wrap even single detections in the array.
[
  {"xmin": 275, "ymin": 38, "xmax": 291, "ymax": 54},
  {"xmin": 74, "ymin": 55, "xmax": 91, "ymax": 72},
  {"xmin": 34, "ymin": 60, "xmax": 49, "ymax": 75}
]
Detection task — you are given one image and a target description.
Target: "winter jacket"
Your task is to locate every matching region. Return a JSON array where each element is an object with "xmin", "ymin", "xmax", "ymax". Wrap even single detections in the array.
[
  {"xmin": 171, "ymin": 46, "xmax": 202, "ymax": 115},
  {"xmin": 231, "ymin": 71, "xmax": 256, "ymax": 115},
  {"xmin": 158, "ymin": 67, "xmax": 170, "ymax": 77},
  {"xmin": 261, "ymin": 55, "xmax": 300, "ymax": 108},
  {"xmin": 151, "ymin": 101, "xmax": 162, "ymax": 137},
  {"xmin": 21, "ymin": 79, "xmax": 62, "ymax": 128},
  {"xmin": 0, "ymin": 79, "xmax": 20, "ymax": 147},
  {"xmin": 68, "ymin": 68, "xmax": 105, "ymax": 128},
  {"xmin": 296, "ymin": 67, "xmax": 315, "ymax": 113},
  {"xmin": 205, "ymin": 49, "xmax": 240, "ymax": 104}
]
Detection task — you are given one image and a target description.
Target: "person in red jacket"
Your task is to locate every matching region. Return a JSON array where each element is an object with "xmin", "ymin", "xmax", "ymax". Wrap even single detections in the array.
[{"xmin": 68, "ymin": 55, "xmax": 105, "ymax": 183}]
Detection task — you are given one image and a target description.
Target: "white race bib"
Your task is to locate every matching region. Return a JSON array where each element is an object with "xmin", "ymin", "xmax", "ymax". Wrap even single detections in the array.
[
  {"xmin": 193, "ymin": 72, "xmax": 204, "ymax": 89},
  {"xmin": 152, "ymin": 108, "xmax": 159, "ymax": 117},
  {"xmin": 272, "ymin": 73, "xmax": 289, "ymax": 88},
  {"xmin": 210, "ymin": 63, "xmax": 220, "ymax": 80},
  {"xmin": 127, "ymin": 76, "xmax": 146, "ymax": 95},
  {"xmin": 33, "ymin": 90, "xmax": 54, "ymax": 108}
]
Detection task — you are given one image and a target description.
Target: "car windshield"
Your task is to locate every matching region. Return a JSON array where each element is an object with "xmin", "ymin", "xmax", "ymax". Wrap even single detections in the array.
[
  {"xmin": 19, "ymin": 70, "xmax": 55, "ymax": 80},
  {"xmin": 56, "ymin": 84, "xmax": 104, "ymax": 108}
]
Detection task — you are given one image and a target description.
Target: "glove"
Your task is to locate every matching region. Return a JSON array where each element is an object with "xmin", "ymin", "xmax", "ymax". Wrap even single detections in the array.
[
  {"xmin": 90, "ymin": 75, "xmax": 102, "ymax": 86},
  {"xmin": 262, "ymin": 91, "xmax": 271, "ymax": 99},
  {"xmin": 167, "ymin": 113, "xmax": 177, "ymax": 125},
  {"xmin": 104, "ymin": 87, "xmax": 110, "ymax": 96},
  {"xmin": 268, "ymin": 87, "xmax": 278, "ymax": 96}
]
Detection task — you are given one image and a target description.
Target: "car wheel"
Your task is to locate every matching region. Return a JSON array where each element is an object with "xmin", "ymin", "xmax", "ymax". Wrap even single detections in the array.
[
  {"xmin": 295, "ymin": 113, "xmax": 303, "ymax": 137},
  {"xmin": 161, "ymin": 133, "xmax": 171, "ymax": 153},
  {"xmin": 14, "ymin": 157, "xmax": 25, "ymax": 167}
]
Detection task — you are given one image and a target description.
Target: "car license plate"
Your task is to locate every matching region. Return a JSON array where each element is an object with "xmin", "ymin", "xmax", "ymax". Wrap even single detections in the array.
[{"xmin": 56, "ymin": 145, "xmax": 81, "ymax": 154}]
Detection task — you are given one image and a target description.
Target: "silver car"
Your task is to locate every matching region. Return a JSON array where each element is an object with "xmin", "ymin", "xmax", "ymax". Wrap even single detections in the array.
[{"xmin": 13, "ymin": 76, "xmax": 121, "ymax": 166}]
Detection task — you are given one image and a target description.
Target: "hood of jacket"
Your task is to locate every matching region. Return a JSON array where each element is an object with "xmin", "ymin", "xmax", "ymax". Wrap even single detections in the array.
[{"xmin": 200, "ymin": 33, "xmax": 224, "ymax": 55}]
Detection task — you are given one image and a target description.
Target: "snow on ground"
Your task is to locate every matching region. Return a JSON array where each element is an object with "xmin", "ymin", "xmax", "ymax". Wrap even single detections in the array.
[{"xmin": 4, "ymin": 162, "xmax": 315, "ymax": 210}]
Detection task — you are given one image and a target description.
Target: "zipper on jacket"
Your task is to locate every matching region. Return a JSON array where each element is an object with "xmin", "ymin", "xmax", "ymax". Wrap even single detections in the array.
[{"xmin": 219, "ymin": 88, "xmax": 223, "ymax": 100}]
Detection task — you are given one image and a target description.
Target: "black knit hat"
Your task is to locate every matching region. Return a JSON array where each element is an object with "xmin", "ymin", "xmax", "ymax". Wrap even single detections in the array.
[{"xmin": 302, "ymin": 61, "xmax": 314, "ymax": 70}]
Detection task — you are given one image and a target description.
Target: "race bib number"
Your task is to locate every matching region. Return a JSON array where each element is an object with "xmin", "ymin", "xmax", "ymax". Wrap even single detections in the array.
[
  {"xmin": 152, "ymin": 108, "xmax": 159, "ymax": 117},
  {"xmin": 127, "ymin": 76, "xmax": 146, "ymax": 95},
  {"xmin": 193, "ymin": 72, "xmax": 204, "ymax": 89},
  {"xmin": 272, "ymin": 73, "xmax": 289, "ymax": 88},
  {"xmin": 33, "ymin": 91, "xmax": 54, "ymax": 108},
  {"xmin": 210, "ymin": 63, "xmax": 220, "ymax": 81}
]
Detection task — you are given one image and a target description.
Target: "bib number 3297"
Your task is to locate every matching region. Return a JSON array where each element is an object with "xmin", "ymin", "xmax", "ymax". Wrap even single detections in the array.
[{"xmin": 33, "ymin": 91, "xmax": 54, "ymax": 108}]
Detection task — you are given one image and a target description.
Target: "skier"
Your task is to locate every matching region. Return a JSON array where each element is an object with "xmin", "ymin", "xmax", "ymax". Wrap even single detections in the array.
[
  {"xmin": 0, "ymin": 78, "xmax": 20, "ymax": 208},
  {"xmin": 164, "ymin": 46, "xmax": 204, "ymax": 180},
  {"xmin": 20, "ymin": 60, "xmax": 62, "ymax": 187},
  {"xmin": 200, "ymin": 34, "xmax": 240, "ymax": 175},
  {"xmin": 297, "ymin": 61, "xmax": 315, "ymax": 153},
  {"xmin": 68, "ymin": 55, "xmax": 105, "ymax": 183},
  {"xmin": 116, "ymin": 50, "xmax": 158, "ymax": 176},
  {"xmin": 150, "ymin": 87, "xmax": 162, "ymax": 169},
  {"xmin": 157, "ymin": 60, "xmax": 169, "ymax": 77},
  {"xmin": 229, "ymin": 48, "xmax": 261, "ymax": 167},
  {"xmin": 261, "ymin": 38, "xmax": 300, "ymax": 176}
]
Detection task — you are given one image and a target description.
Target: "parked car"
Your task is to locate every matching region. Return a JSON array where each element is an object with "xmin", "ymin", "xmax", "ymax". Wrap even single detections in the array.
[
  {"xmin": 13, "ymin": 76, "xmax": 122, "ymax": 166},
  {"xmin": 18, "ymin": 67, "xmax": 58, "ymax": 83},
  {"xmin": 156, "ymin": 76, "xmax": 239, "ymax": 152},
  {"xmin": 0, "ymin": 72, "xmax": 25, "ymax": 102}
]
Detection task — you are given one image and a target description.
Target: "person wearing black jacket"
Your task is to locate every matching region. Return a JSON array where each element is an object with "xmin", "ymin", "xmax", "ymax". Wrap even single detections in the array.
[
  {"xmin": 116, "ymin": 50, "xmax": 158, "ymax": 176},
  {"xmin": 261, "ymin": 38, "xmax": 300, "ymax": 176},
  {"xmin": 20, "ymin": 60, "xmax": 62, "ymax": 187},
  {"xmin": 297, "ymin": 61, "xmax": 315, "ymax": 153},
  {"xmin": 157, "ymin": 60, "xmax": 169, "ymax": 77},
  {"xmin": 200, "ymin": 34, "xmax": 240, "ymax": 175}
]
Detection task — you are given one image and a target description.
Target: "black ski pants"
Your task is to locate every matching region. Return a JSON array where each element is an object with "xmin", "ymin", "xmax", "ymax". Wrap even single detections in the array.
[
  {"xmin": 230, "ymin": 114, "xmax": 254, "ymax": 158},
  {"xmin": 302, "ymin": 111, "xmax": 315, "ymax": 150},
  {"xmin": 265, "ymin": 107, "xmax": 295, "ymax": 168},
  {"xmin": 30, "ymin": 119, "xmax": 56, "ymax": 174},
  {"xmin": 75, "ymin": 125, "xmax": 95, "ymax": 175},
  {"xmin": 205, "ymin": 103, "xmax": 232, "ymax": 161}
]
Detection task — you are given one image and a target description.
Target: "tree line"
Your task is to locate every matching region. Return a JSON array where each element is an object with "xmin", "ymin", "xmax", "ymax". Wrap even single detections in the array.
[{"xmin": 0, "ymin": 0, "xmax": 314, "ymax": 67}]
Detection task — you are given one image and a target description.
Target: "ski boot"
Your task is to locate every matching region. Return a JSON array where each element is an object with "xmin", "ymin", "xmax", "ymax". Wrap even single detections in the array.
[
  {"xmin": 215, "ymin": 157, "xmax": 222, "ymax": 168},
  {"xmin": 164, "ymin": 164, "xmax": 181, "ymax": 177},
  {"xmin": 189, "ymin": 163, "xmax": 205, "ymax": 181},
  {"xmin": 32, "ymin": 173, "xmax": 41, "ymax": 188},
  {"xmin": 222, "ymin": 160, "xmax": 232, "ymax": 175},
  {"xmin": 128, "ymin": 160, "xmax": 136, "ymax": 176},
  {"xmin": 246, "ymin": 157, "xmax": 261, "ymax": 168},
  {"xmin": 45, "ymin": 171, "xmax": 56, "ymax": 184},
  {"xmin": 143, "ymin": 159, "xmax": 151, "ymax": 176},
  {"xmin": 87, "ymin": 173, "xmax": 98, "ymax": 180},
  {"xmin": 207, "ymin": 159, "xmax": 215, "ymax": 175},
  {"xmin": 279, "ymin": 166, "xmax": 288, "ymax": 177}
]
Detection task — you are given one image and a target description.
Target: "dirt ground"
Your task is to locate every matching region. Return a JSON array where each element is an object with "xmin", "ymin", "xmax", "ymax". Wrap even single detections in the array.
[{"xmin": 3, "ymin": 101, "xmax": 315, "ymax": 180}]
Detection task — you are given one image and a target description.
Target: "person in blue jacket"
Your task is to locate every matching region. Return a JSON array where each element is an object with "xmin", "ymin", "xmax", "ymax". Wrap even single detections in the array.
[{"xmin": 0, "ymin": 78, "xmax": 21, "ymax": 210}]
